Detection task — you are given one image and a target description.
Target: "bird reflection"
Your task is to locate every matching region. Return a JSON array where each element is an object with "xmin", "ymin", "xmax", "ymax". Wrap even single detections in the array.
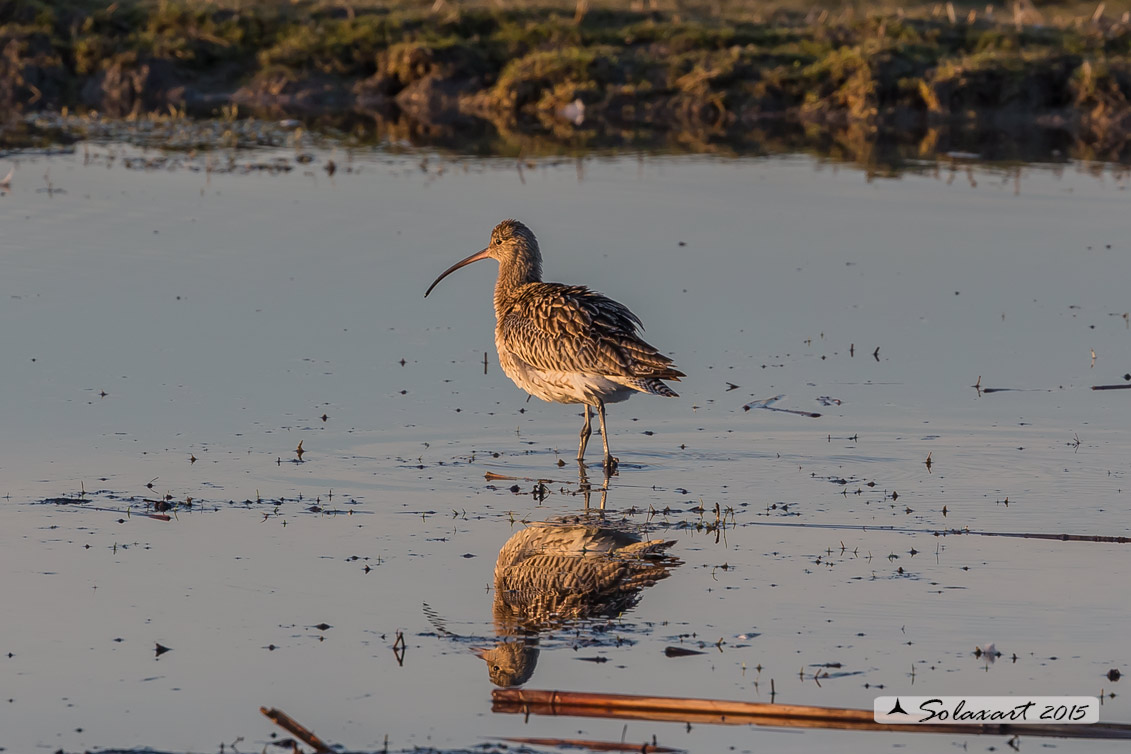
[
  {"xmin": 577, "ymin": 461, "xmax": 609, "ymax": 510},
  {"xmin": 477, "ymin": 518, "xmax": 680, "ymax": 687}
]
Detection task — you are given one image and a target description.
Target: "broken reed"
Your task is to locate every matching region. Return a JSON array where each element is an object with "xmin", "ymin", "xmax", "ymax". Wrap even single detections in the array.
[{"xmin": 492, "ymin": 688, "xmax": 1131, "ymax": 739}]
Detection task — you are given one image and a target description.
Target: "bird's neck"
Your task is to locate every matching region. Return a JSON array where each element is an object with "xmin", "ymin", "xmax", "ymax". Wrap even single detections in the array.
[{"xmin": 493, "ymin": 245, "xmax": 542, "ymax": 313}]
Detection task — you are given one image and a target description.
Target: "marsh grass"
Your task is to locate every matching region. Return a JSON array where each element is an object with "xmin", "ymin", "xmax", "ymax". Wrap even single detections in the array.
[{"xmin": 4, "ymin": 0, "xmax": 1131, "ymax": 164}]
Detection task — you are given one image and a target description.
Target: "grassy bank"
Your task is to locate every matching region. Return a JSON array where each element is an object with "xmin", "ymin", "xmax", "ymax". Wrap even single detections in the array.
[{"xmin": 3, "ymin": 0, "xmax": 1131, "ymax": 163}]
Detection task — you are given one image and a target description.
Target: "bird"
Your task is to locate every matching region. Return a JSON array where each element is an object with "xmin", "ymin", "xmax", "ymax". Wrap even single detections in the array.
[
  {"xmin": 479, "ymin": 519, "xmax": 679, "ymax": 686},
  {"xmin": 425, "ymin": 219, "xmax": 684, "ymax": 470}
]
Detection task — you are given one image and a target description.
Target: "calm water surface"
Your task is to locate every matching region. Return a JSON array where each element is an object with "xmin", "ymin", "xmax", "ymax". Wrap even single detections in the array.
[{"xmin": 1, "ymin": 146, "xmax": 1128, "ymax": 753}]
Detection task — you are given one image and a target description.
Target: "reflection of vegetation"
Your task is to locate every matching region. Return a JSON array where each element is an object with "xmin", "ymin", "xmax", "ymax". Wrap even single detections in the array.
[
  {"xmin": 7, "ymin": 108, "xmax": 1109, "ymax": 177},
  {"xmin": 5, "ymin": 0, "xmax": 1131, "ymax": 167}
]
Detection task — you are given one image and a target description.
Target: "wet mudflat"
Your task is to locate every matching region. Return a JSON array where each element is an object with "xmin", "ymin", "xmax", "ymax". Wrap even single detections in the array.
[{"xmin": 1, "ymin": 144, "xmax": 1129, "ymax": 753}]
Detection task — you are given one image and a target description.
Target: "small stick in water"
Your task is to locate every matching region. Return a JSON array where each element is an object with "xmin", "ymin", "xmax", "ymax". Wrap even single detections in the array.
[{"xmin": 259, "ymin": 707, "xmax": 334, "ymax": 753}]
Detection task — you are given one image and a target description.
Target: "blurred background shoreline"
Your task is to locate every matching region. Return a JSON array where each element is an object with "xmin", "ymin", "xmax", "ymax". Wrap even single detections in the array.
[{"xmin": 5, "ymin": 0, "xmax": 1131, "ymax": 168}]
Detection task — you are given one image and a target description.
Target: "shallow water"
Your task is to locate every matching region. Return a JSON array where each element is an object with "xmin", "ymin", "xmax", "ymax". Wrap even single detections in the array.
[{"xmin": 1, "ymin": 146, "xmax": 1129, "ymax": 753}]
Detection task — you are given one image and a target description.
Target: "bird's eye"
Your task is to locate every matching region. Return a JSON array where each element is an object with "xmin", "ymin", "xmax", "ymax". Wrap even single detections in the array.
[
  {"xmin": 493, "ymin": 665, "xmax": 500, "ymax": 671},
  {"xmin": 494, "ymin": 237, "xmax": 502, "ymax": 245}
]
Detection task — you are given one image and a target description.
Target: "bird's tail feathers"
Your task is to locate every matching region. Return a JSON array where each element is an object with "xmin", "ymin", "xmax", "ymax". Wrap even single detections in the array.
[
  {"xmin": 614, "ymin": 376, "xmax": 680, "ymax": 397},
  {"xmin": 616, "ymin": 538, "xmax": 678, "ymax": 558},
  {"xmin": 661, "ymin": 367, "xmax": 686, "ymax": 382},
  {"xmin": 618, "ymin": 562, "xmax": 677, "ymax": 590}
]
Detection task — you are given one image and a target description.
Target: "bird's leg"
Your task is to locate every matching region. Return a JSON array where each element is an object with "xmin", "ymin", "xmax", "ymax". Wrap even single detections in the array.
[
  {"xmin": 576, "ymin": 462, "xmax": 608, "ymax": 512},
  {"xmin": 577, "ymin": 461, "xmax": 591, "ymax": 509},
  {"xmin": 577, "ymin": 404, "xmax": 592, "ymax": 463},
  {"xmin": 596, "ymin": 400, "xmax": 618, "ymax": 472}
]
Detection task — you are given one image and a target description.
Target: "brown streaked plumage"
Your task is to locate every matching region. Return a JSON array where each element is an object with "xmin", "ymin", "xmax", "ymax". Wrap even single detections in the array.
[
  {"xmin": 425, "ymin": 219, "xmax": 684, "ymax": 469},
  {"xmin": 479, "ymin": 521, "xmax": 679, "ymax": 687}
]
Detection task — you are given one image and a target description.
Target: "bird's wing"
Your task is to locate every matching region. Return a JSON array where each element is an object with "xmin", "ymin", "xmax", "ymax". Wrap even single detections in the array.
[
  {"xmin": 499, "ymin": 284, "xmax": 681, "ymax": 379},
  {"xmin": 498, "ymin": 553, "xmax": 623, "ymax": 596},
  {"xmin": 496, "ymin": 553, "xmax": 673, "ymax": 626}
]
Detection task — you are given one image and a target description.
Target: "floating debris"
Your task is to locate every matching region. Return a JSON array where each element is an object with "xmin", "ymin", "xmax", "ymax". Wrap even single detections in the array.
[
  {"xmin": 743, "ymin": 395, "xmax": 821, "ymax": 418},
  {"xmin": 974, "ymin": 643, "xmax": 1002, "ymax": 661}
]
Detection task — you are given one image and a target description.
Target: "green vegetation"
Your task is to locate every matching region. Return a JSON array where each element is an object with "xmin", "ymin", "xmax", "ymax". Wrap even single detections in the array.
[{"xmin": 3, "ymin": 0, "xmax": 1131, "ymax": 163}]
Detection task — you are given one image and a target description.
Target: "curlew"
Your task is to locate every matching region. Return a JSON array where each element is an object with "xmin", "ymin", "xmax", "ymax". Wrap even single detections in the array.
[
  {"xmin": 425, "ymin": 219, "xmax": 684, "ymax": 470},
  {"xmin": 480, "ymin": 520, "xmax": 678, "ymax": 686}
]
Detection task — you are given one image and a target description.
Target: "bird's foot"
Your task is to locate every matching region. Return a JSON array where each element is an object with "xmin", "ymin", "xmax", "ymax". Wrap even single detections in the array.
[{"xmin": 603, "ymin": 455, "xmax": 619, "ymax": 474}]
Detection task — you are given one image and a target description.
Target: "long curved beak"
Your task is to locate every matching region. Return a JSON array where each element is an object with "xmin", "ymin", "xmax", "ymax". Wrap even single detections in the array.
[{"xmin": 425, "ymin": 248, "xmax": 492, "ymax": 298}]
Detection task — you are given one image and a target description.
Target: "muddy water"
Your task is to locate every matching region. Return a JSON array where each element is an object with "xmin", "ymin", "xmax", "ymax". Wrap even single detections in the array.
[{"xmin": 1, "ymin": 147, "xmax": 1129, "ymax": 753}]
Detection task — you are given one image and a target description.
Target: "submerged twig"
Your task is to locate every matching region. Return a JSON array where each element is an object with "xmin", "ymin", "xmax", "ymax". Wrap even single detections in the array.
[
  {"xmin": 259, "ymin": 706, "xmax": 335, "ymax": 753},
  {"xmin": 736, "ymin": 519, "xmax": 1129, "ymax": 544},
  {"xmin": 499, "ymin": 736, "xmax": 682, "ymax": 752},
  {"xmin": 743, "ymin": 395, "xmax": 821, "ymax": 418},
  {"xmin": 43, "ymin": 499, "xmax": 170, "ymax": 521},
  {"xmin": 485, "ymin": 471, "xmax": 561, "ymax": 483}
]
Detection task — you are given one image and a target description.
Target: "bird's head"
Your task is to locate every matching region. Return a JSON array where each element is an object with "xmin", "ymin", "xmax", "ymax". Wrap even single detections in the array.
[
  {"xmin": 473, "ymin": 640, "xmax": 540, "ymax": 687},
  {"xmin": 425, "ymin": 219, "xmax": 542, "ymax": 297}
]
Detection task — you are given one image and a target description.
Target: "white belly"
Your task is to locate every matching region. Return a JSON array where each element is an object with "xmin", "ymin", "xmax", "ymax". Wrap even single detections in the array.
[{"xmin": 497, "ymin": 348, "xmax": 634, "ymax": 405}]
